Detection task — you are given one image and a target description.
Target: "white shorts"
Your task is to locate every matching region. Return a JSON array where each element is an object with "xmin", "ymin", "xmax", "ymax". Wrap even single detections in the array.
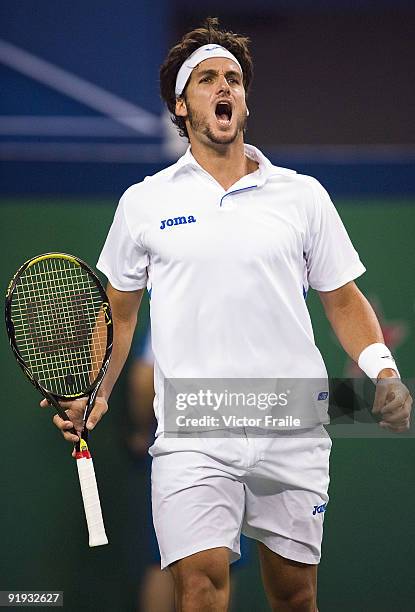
[{"xmin": 150, "ymin": 428, "xmax": 331, "ymax": 569}]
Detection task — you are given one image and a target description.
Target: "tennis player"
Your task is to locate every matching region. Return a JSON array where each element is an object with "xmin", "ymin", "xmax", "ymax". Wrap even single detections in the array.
[{"xmin": 46, "ymin": 18, "xmax": 412, "ymax": 612}]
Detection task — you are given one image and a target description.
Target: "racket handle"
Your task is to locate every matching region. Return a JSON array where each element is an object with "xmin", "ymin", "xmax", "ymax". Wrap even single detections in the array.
[{"xmin": 76, "ymin": 456, "xmax": 108, "ymax": 547}]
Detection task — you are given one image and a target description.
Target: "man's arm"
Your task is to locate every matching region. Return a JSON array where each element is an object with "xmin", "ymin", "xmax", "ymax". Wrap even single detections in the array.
[
  {"xmin": 41, "ymin": 283, "xmax": 145, "ymax": 443},
  {"xmin": 319, "ymin": 281, "xmax": 386, "ymax": 364},
  {"xmin": 319, "ymin": 281, "xmax": 412, "ymax": 432},
  {"xmin": 97, "ymin": 283, "xmax": 145, "ymax": 404}
]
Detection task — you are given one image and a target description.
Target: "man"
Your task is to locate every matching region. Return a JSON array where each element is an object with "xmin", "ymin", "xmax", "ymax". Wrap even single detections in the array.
[{"xmin": 44, "ymin": 18, "xmax": 412, "ymax": 612}]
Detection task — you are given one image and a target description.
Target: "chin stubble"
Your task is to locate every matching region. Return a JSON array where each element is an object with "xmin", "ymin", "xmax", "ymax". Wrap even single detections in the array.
[{"xmin": 187, "ymin": 105, "xmax": 247, "ymax": 145}]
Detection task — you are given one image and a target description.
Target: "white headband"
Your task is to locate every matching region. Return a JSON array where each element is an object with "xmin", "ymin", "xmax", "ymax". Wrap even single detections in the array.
[{"xmin": 175, "ymin": 44, "xmax": 243, "ymax": 97}]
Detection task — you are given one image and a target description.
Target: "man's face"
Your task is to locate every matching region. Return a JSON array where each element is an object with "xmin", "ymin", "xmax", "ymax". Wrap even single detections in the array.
[{"xmin": 175, "ymin": 57, "xmax": 248, "ymax": 147}]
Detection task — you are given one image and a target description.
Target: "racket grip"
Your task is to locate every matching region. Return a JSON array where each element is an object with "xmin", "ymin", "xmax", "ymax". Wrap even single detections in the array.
[{"xmin": 76, "ymin": 456, "xmax": 108, "ymax": 547}]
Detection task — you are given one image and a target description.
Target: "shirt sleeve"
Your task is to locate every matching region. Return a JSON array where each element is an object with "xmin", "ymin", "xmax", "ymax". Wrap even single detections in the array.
[
  {"xmin": 305, "ymin": 177, "xmax": 366, "ymax": 292},
  {"xmin": 96, "ymin": 192, "xmax": 149, "ymax": 291}
]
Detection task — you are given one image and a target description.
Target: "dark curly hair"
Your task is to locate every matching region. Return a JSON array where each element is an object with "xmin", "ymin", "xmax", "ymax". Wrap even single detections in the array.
[{"xmin": 160, "ymin": 17, "xmax": 253, "ymax": 140}]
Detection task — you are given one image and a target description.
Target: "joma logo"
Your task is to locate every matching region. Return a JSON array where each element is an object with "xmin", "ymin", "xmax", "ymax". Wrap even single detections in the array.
[
  {"xmin": 160, "ymin": 215, "xmax": 196, "ymax": 230},
  {"xmin": 312, "ymin": 503, "xmax": 327, "ymax": 516}
]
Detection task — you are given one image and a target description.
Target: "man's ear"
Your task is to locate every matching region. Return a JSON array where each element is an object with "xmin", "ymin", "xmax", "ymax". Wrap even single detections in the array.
[{"xmin": 175, "ymin": 97, "xmax": 187, "ymax": 118}]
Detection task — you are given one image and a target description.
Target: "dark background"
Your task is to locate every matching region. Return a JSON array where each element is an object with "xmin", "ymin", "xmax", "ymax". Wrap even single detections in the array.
[{"xmin": 0, "ymin": 2, "xmax": 414, "ymax": 610}]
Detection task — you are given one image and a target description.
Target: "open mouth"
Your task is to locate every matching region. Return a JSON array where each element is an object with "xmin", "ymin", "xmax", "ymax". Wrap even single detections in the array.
[{"xmin": 215, "ymin": 101, "xmax": 232, "ymax": 124}]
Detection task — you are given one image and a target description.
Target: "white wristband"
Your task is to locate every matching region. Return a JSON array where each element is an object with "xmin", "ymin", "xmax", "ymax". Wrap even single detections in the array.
[{"xmin": 357, "ymin": 343, "xmax": 400, "ymax": 381}]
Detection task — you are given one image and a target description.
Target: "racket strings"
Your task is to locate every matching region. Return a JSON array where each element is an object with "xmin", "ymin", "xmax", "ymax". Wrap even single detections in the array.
[
  {"xmin": 13, "ymin": 274, "xmax": 105, "ymax": 393},
  {"xmin": 11, "ymin": 257, "xmax": 108, "ymax": 396}
]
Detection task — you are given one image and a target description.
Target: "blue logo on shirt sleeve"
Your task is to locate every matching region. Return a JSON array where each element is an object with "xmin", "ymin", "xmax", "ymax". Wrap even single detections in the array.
[{"xmin": 312, "ymin": 502, "xmax": 328, "ymax": 515}]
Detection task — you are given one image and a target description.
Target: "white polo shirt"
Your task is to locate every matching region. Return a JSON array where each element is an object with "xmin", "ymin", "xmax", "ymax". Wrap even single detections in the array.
[{"xmin": 97, "ymin": 144, "xmax": 365, "ymax": 431}]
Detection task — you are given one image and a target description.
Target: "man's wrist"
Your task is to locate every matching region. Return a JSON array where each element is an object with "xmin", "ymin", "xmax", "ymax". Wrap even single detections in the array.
[
  {"xmin": 358, "ymin": 342, "xmax": 400, "ymax": 381},
  {"xmin": 97, "ymin": 390, "xmax": 110, "ymax": 402}
]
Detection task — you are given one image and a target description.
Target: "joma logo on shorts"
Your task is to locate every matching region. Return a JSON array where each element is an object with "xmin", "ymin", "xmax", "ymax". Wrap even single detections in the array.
[
  {"xmin": 160, "ymin": 216, "xmax": 197, "ymax": 230},
  {"xmin": 312, "ymin": 503, "xmax": 327, "ymax": 515}
]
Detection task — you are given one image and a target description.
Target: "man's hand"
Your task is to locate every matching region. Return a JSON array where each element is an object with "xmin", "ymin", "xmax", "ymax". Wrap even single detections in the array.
[
  {"xmin": 40, "ymin": 396, "xmax": 109, "ymax": 454},
  {"xmin": 372, "ymin": 370, "xmax": 412, "ymax": 433}
]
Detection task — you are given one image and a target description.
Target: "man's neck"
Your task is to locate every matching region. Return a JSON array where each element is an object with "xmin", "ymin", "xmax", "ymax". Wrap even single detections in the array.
[{"xmin": 189, "ymin": 139, "xmax": 258, "ymax": 191}]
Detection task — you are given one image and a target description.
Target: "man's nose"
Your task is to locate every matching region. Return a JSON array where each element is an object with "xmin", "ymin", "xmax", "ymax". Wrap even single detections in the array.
[{"xmin": 216, "ymin": 74, "xmax": 230, "ymax": 93}]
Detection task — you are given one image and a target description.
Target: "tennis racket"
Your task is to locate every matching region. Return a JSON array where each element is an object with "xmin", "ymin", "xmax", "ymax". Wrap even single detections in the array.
[{"xmin": 5, "ymin": 252, "xmax": 113, "ymax": 547}]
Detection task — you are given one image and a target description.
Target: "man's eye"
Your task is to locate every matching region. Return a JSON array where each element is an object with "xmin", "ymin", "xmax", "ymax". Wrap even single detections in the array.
[{"xmin": 201, "ymin": 76, "xmax": 212, "ymax": 83}]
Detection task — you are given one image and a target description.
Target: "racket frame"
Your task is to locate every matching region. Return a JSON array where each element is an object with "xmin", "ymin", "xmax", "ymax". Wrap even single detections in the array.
[{"xmin": 5, "ymin": 252, "xmax": 113, "ymax": 404}]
